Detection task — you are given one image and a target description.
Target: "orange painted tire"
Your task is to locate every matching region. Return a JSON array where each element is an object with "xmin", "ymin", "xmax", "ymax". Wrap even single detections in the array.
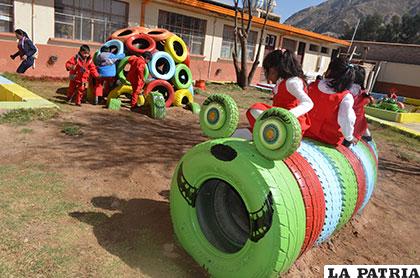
[
  {"xmin": 133, "ymin": 26, "xmax": 150, "ymax": 34},
  {"xmin": 146, "ymin": 28, "xmax": 172, "ymax": 42},
  {"xmin": 144, "ymin": 79, "xmax": 174, "ymax": 107},
  {"xmin": 110, "ymin": 27, "xmax": 140, "ymax": 42},
  {"xmin": 125, "ymin": 34, "xmax": 156, "ymax": 55}
]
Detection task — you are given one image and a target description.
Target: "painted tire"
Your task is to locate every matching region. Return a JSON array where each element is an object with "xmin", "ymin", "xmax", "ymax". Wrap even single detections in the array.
[
  {"xmin": 170, "ymin": 138, "xmax": 305, "ymax": 277},
  {"xmin": 145, "ymin": 91, "xmax": 166, "ymax": 119},
  {"xmin": 144, "ymin": 79, "xmax": 174, "ymax": 107},
  {"xmin": 117, "ymin": 56, "xmax": 149, "ymax": 86},
  {"xmin": 350, "ymin": 142, "xmax": 377, "ymax": 213},
  {"xmin": 367, "ymin": 140, "xmax": 379, "ymax": 161},
  {"xmin": 125, "ymin": 34, "xmax": 156, "ymax": 55},
  {"xmin": 361, "ymin": 140, "xmax": 379, "ymax": 167},
  {"xmin": 133, "ymin": 26, "xmax": 150, "ymax": 34},
  {"xmin": 284, "ymin": 152, "xmax": 326, "ymax": 255},
  {"xmin": 172, "ymin": 64, "xmax": 193, "ymax": 89},
  {"xmin": 165, "ymin": 35, "xmax": 188, "ymax": 63},
  {"xmin": 110, "ymin": 27, "xmax": 140, "ymax": 42},
  {"xmin": 106, "ymin": 84, "xmax": 144, "ymax": 107},
  {"xmin": 146, "ymin": 28, "xmax": 172, "ymax": 41},
  {"xmin": 93, "ymin": 50, "xmax": 100, "ymax": 66},
  {"xmin": 173, "ymin": 89, "xmax": 193, "ymax": 107},
  {"xmin": 184, "ymin": 53, "xmax": 191, "ymax": 67},
  {"xmin": 336, "ymin": 145, "xmax": 367, "ymax": 217},
  {"xmin": 253, "ymin": 108, "xmax": 302, "ymax": 161},
  {"xmin": 188, "ymin": 84, "xmax": 194, "ymax": 96},
  {"xmin": 312, "ymin": 141, "xmax": 358, "ymax": 230},
  {"xmin": 102, "ymin": 39, "xmax": 125, "ymax": 55},
  {"xmin": 199, "ymin": 94, "xmax": 239, "ymax": 139},
  {"xmin": 149, "ymin": 51, "xmax": 176, "ymax": 80},
  {"xmin": 298, "ymin": 140, "xmax": 343, "ymax": 244},
  {"xmin": 187, "ymin": 102, "xmax": 201, "ymax": 115}
]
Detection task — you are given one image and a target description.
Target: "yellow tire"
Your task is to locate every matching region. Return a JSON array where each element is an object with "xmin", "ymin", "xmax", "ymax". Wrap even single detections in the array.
[
  {"xmin": 164, "ymin": 35, "xmax": 188, "ymax": 63},
  {"xmin": 107, "ymin": 85, "xmax": 146, "ymax": 107},
  {"xmin": 173, "ymin": 89, "xmax": 194, "ymax": 107}
]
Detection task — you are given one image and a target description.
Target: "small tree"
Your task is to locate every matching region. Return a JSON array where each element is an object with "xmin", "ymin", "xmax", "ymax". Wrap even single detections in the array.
[{"xmin": 232, "ymin": 0, "xmax": 274, "ymax": 89}]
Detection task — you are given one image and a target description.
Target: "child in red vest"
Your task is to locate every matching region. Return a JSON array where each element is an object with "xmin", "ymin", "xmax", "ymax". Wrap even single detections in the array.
[
  {"xmin": 349, "ymin": 65, "xmax": 374, "ymax": 141},
  {"xmin": 65, "ymin": 45, "xmax": 99, "ymax": 106},
  {"xmin": 127, "ymin": 51, "xmax": 152, "ymax": 110},
  {"xmin": 246, "ymin": 49, "xmax": 313, "ymax": 134},
  {"xmin": 305, "ymin": 57, "xmax": 356, "ymax": 146}
]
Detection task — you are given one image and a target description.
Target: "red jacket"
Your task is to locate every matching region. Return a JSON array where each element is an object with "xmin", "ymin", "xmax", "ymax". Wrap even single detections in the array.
[
  {"xmin": 353, "ymin": 90, "xmax": 371, "ymax": 140},
  {"xmin": 127, "ymin": 56, "xmax": 146, "ymax": 88},
  {"xmin": 273, "ymin": 79, "xmax": 311, "ymax": 134},
  {"xmin": 65, "ymin": 54, "xmax": 99, "ymax": 83},
  {"xmin": 305, "ymin": 81, "xmax": 349, "ymax": 145}
]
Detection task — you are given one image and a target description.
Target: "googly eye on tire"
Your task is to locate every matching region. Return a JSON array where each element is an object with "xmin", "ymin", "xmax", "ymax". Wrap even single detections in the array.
[
  {"xmin": 252, "ymin": 107, "xmax": 302, "ymax": 160},
  {"xmin": 199, "ymin": 94, "xmax": 239, "ymax": 139}
]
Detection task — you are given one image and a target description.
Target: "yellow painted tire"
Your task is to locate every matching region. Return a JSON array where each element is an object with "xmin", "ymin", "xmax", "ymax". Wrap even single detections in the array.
[
  {"xmin": 173, "ymin": 89, "xmax": 194, "ymax": 107},
  {"xmin": 106, "ymin": 85, "xmax": 144, "ymax": 107},
  {"xmin": 164, "ymin": 35, "xmax": 188, "ymax": 63}
]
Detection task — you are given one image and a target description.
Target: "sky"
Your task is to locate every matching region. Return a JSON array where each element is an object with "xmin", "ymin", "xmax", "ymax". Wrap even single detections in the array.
[{"xmin": 212, "ymin": 0, "xmax": 326, "ymax": 22}]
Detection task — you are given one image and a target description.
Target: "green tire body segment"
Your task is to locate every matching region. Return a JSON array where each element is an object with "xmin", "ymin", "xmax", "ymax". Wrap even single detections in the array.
[
  {"xmin": 199, "ymin": 94, "xmax": 239, "ymax": 139},
  {"xmin": 170, "ymin": 138, "xmax": 305, "ymax": 277},
  {"xmin": 253, "ymin": 108, "xmax": 302, "ymax": 160},
  {"xmin": 146, "ymin": 91, "xmax": 166, "ymax": 119},
  {"xmin": 117, "ymin": 56, "xmax": 149, "ymax": 86},
  {"xmin": 312, "ymin": 141, "xmax": 358, "ymax": 229}
]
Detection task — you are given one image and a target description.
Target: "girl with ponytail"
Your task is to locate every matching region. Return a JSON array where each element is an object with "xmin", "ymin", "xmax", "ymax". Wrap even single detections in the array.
[
  {"xmin": 305, "ymin": 57, "xmax": 357, "ymax": 146},
  {"xmin": 10, "ymin": 29, "xmax": 38, "ymax": 73},
  {"xmin": 246, "ymin": 49, "xmax": 313, "ymax": 135}
]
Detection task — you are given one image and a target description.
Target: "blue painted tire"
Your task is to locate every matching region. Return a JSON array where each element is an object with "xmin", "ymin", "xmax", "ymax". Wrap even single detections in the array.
[
  {"xmin": 149, "ymin": 51, "xmax": 176, "ymax": 80},
  {"xmin": 367, "ymin": 140, "xmax": 379, "ymax": 161},
  {"xmin": 350, "ymin": 142, "xmax": 376, "ymax": 213},
  {"xmin": 188, "ymin": 84, "xmax": 194, "ymax": 96},
  {"xmin": 101, "ymin": 39, "xmax": 125, "ymax": 55},
  {"xmin": 298, "ymin": 140, "xmax": 343, "ymax": 244}
]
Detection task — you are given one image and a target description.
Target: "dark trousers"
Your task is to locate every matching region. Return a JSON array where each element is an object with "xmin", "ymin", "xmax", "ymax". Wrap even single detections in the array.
[{"xmin": 17, "ymin": 56, "xmax": 34, "ymax": 74}]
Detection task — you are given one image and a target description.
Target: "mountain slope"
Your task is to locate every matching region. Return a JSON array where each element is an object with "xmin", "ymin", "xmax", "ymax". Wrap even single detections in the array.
[{"xmin": 284, "ymin": 0, "xmax": 420, "ymax": 37}]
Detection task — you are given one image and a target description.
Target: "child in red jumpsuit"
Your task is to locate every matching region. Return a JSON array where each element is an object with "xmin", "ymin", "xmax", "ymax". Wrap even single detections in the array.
[
  {"xmin": 246, "ymin": 49, "xmax": 313, "ymax": 135},
  {"xmin": 305, "ymin": 57, "xmax": 357, "ymax": 147},
  {"xmin": 127, "ymin": 51, "xmax": 152, "ymax": 110},
  {"xmin": 349, "ymin": 65, "xmax": 374, "ymax": 141},
  {"xmin": 65, "ymin": 45, "xmax": 99, "ymax": 106}
]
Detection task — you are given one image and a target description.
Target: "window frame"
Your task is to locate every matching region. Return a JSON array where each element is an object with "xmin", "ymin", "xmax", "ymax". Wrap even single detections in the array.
[
  {"xmin": 309, "ymin": 44, "xmax": 320, "ymax": 52},
  {"xmin": 0, "ymin": 0, "xmax": 14, "ymax": 33},
  {"xmin": 321, "ymin": 46, "xmax": 330, "ymax": 54},
  {"xmin": 220, "ymin": 25, "xmax": 258, "ymax": 61}
]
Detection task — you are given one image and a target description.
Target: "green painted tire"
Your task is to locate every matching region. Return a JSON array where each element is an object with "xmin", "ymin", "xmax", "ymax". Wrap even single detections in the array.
[
  {"xmin": 199, "ymin": 94, "xmax": 239, "ymax": 138},
  {"xmin": 172, "ymin": 64, "xmax": 193, "ymax": 89},
  {"xmin": 117, "ymin": 56, "xmax": 149, "ymax": 86},
  {"xmin": 145, "ymin": 91, "xmax": 166, "ymax": 119},
  {"xmin": 187, "ymin": 102, "xmax": 201, "ymax": 115},
  {"xmin": 253, "ymin": 108, "xmax": 302, "ymax": 160},
  {"xmin": 170, "ymin": 138, "xmax": 305, "ymax": 277},
  {"xmin": 311, "ymin": 141, "xmax": 358, "ymax": 229}
]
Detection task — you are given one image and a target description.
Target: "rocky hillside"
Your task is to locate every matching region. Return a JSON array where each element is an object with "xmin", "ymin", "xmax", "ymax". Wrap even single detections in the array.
[{"xmin": 284, "ymin": 0, "xmax": 420, "ymax": 37}]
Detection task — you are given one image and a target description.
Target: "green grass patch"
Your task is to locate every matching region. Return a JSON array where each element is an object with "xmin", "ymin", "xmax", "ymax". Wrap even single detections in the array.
[
  {"xmin": 20, "ymin": 127, "xmax": 33, "ymax": 134},
  {"xmin": 61, "ymin": 122, "xmax": 83, "ymax": 136},
  {"xmin": 0, "ymin": 108, "xmax": 58, "ymax": 125}
]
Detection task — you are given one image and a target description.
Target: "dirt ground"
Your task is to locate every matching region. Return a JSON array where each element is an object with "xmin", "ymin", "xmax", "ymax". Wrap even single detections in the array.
[{"xmin": 0, "ymin": 76, "xmax": 419, "ymax": 277}]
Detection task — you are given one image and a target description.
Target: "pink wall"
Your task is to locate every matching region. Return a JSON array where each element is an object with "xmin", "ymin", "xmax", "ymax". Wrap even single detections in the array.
[{"xmin": 0, "ymin": 37, "xmax": 262, "ymax": 83}]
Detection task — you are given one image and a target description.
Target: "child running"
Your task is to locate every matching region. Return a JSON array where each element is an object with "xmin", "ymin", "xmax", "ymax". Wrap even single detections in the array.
[
  {"xmin": 65, "ymin": 45, "xmax": 99, "ymax": 106},
  {"xmin": 94, "ymin": 46, "xmax": 125, "ymax": 105},
  {"xmin": 349, "ymin": 65, "xmax": 374, "ymax": 141},
  {"xmin": 305, "ymin": 57, "xmax": 356, "ymax": 147},
  {"xmin": 246, "ymin": 49, "xmax": 313, "ymax": 134}
]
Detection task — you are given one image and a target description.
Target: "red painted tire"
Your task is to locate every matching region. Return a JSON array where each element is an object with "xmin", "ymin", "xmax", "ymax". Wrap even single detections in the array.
[
  {"xmin": 125, "ymin": 34, "xmax": 156, "ymax": 55},
  {"xmin": 146, "ymin": 28, "xmax": 172, "ymax": 41},
  {"xmin": 144, "ymin": 79, "xmax": 174, "ymax": 107},
  {"xmin": 336, "ymin": 145, "xmax": 367, "ymax": 217},
  {"xmin": 284, "ymin": 152, "xmax": 326, "ymax": 255},
  {"xmin": 110, "ymin": 27, "xmax": 140, "ymax": 42},
  {"xmin": 184, "ymin": 53, "xmax": 191, "ymax": 67}
]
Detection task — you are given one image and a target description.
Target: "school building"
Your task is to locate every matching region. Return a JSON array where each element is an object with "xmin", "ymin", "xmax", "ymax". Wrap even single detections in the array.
[{"xmin": 0, "ymin": 0, "xmax": 350, "ymax": 82}]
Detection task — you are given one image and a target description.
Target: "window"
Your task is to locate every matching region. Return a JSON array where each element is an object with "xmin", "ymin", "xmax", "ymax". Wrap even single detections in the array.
[
  {"xmin": 282, "ymin": 38, "xmax": 297, "ymax": 52},
  {"xmin": 321, "ymin": 46, "xmax": 329, "ymax": 54},
  {"xmin": 0, "ymin": 0, "xmax": 13, "ymax": 33},
  {"xmin": 220, "ymin": 25, "xmax": 257, "ymax": 61},
  {"xmin": 54, "ymin": 0, "xmax": 128, "ymax": 42},
  {"xmin": 309, "ymin": 44, "xmax": 320, "ymax": 52},
  {"xmin": 158, "ymin": 10, "xmax": 206, "ymax": 55}
]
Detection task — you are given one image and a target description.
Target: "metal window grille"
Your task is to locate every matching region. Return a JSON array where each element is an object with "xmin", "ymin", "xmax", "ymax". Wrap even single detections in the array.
[
  {"xmin": 158, "ymin": 10, "xmax": 206, "ymax": 55},
  {"xmin": 54, "ymin": 0, "xmax": 128, "ymax": 42},
  {"xmin": 221, "ymin": 25, "xmax": 257, "ymax": 61},
  {"xmin": 0, "ymin": 0, "xmax": 13, "ymax": 33}
]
